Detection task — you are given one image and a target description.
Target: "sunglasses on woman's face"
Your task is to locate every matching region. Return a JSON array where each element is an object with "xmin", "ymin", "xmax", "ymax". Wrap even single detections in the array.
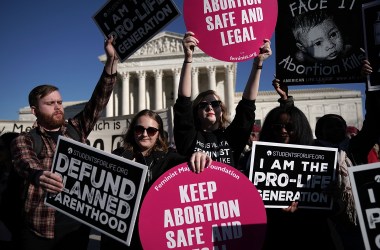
[
  {"xmin": 198, "ymin": 100, "xmax": 221, "ymax": 110},
  {"xmin": 271, "ymin": 123, "xmax": 294, "ymax": 132},
  {"xmin": 134, "ymin": 125, "xmax": 159, "ymax": 136}
]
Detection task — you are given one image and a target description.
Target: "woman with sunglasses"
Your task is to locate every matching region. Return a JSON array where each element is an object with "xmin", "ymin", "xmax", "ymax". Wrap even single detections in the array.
[
  {"xmin": 174, "ymin": 31, "xmax": 272, "ymax": 172},
  {"xmin": 258, "ymin": 79, "xmax": 314, "ymax": 146},
  {"xmin": 257, "ymin": 79, "xmax": 337, "ymax": 249},
  {"xmin": 100, "ymin": 109, "xmax": 211, "ymax": 250}
]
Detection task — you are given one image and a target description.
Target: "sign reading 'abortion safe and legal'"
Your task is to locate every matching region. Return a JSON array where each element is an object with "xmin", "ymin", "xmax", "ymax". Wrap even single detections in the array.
[{"xmin": 45, "ymin": 137, "xmax": 148, "ymax": 246}]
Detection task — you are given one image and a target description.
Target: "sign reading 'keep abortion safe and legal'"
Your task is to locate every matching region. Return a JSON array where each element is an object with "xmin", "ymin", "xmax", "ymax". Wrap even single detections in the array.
[
  {"xmin": 139, "ymin": 162, "xmax": 267, "ymax": 250},
  {"xmin": 93, "ymin": 0, "xmax": 180, "ymax": 62},
  {"xmin": 248, "ymin": 141, "xmax": 338, "ymax": 209},
  {"xmin": 45, "ymin": 136, "xmax": 148, "ymax": 246}
]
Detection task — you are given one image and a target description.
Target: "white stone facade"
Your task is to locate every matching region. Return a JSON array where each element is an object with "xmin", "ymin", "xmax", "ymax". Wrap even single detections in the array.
[
  {"xmin": 98, "ymin": 31, "xmax": 237, "ymax": 117},
  {"xmin": 18, "ymin": 31, "xmax": 364, "ymax": 136}
]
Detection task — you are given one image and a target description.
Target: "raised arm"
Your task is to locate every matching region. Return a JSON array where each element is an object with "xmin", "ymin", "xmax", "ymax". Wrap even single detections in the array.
[
  {"xmin": 178, "ymin": 31, "xmax": 199, "ymax": 97},
  {"xmin": 242, "ymin": 39, "xmax": 272, "ymax": 100},
  {"xmin": 272, "ymin": 78, "xmax": 288, "ymax": 100},
  {"xmin": 104, "ymin": 35, "xmax": 119, "ymax": 75},
  {"xmin": 272, "ymin": 78, "xmax": 294, "ymax": 110}
]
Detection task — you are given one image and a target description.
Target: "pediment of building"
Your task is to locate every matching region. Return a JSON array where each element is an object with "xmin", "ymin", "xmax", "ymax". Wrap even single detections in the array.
[
  {"xmin": 129, "ymin": 31, "xmax": 186, "ymax": 59},
  {"xmin": 99, "ymin": 31, "xmax": 210, "ymax": 63}
]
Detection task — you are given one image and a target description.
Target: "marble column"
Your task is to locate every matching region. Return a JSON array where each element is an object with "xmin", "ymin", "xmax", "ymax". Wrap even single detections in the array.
[
  {"xmin": 355, "ymin": 101, "xmax": 363, "ymax": 128},
  {"xmin": 137, "ymin": 71, "xmax": 146, "ymax": 112},
  {"xmin": 105, "ymin": 90, "xmax": 114, "ymax": 117},
  {"xmin": 154, "ymin": 69, "xmax": 163, "ymax": 110},
  {"xmin": 172, "ymin": 68, "xmax": 181, "ymax": 101},
  {"xmin": 121, "ymin": 72, "xmax": 130, "ymax": 115},
  {"xmin": 225, "ymin": 64, "xmax": 235, "ymax": 116},
  {"xmin": 207, "ymin": 66, "xmax": 217, "ymax": 90},
  {"xmin": 191, "ymin": 67, "xmax": 199, "ymax": 100}
]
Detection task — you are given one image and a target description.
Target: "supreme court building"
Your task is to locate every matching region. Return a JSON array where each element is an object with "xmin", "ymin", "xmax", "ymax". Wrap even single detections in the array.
[
  {"xmin": 17, "ymin": 31, "xmax": 364, "ymax": 135},
  {"xmin": 98, "ymin": 31, "xmax": 364, "ymax": 131}
]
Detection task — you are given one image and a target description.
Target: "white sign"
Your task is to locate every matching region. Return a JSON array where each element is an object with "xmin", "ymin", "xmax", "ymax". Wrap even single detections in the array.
[
  {"xmin": 0, "ymin": 107, "xmax": 173, "ymax": 154},
  {"xmin": 45, "ymin": 136, "xmax": 148, "ymax": 246},
  {"xmin": 348, "ymin": 162, "xmax": 380, "ymax": 250}
]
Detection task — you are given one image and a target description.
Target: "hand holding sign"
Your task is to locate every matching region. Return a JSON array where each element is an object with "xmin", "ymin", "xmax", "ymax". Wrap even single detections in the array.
[{"xmin": 183, "ymin": 0, "xmax": 277, "ymax": 62}]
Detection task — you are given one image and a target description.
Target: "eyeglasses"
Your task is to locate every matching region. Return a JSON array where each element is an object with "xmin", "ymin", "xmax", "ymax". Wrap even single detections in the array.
[
  {"xmin": 271, "ymin": 123, "xmax": 294, "ymax": 132},
  {"xmin": 134, "ymin": 125, "xmax": 159, "ymax": 136},
  {"xmin": 198, "ymin": 100, "xmax": 221, "ymax": 110}
]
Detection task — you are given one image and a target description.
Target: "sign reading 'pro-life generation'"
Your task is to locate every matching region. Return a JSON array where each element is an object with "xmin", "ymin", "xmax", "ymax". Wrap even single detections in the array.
[
  {"xmin": 139, "ymin": 162, "xmax": 267, "ymax": 250},
  {"xmin": 348, "ymin": 163, "xmax": 380, "ymax": 250},
  {"xmin": 183, "ymin": 0, "xmax": 277, "ymax": 62},
  {"xmin": 45, "ymin": 137, "xmax": 148, "ymax": 246},
  {"xmin": 249, "ymin": 141, "xmax": 338, "ymax": 209},
  {"xmin": 93, "ymin": 0, "xmax": 180, "ymax": 62}
]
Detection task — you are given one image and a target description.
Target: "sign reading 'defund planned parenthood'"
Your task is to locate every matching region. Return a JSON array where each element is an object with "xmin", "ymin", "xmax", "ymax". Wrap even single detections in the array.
[
  {"xmin": 45, "ymin": 136, "xmax": 148, "ymax": 246},
  {"xmin": 348, "ymin": 162, "xmax": 380, "ymax": 250},
  {"xmin": 139, "ymin": 162, "xmax": 267, "ymax": 250},
  {"xmin": 248, "ymin": 141, "xmax": 338, "ymax": 209},
  {"xmin": 93, "ymin": 0, "xmax": 180, "ymax": 62}
]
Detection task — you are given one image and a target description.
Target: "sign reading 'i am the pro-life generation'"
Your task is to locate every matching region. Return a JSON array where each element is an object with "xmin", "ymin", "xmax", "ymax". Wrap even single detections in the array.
[
  {"xmin": 249, "ymin": 141, "xmax": 338, "ymax": 209},
  {"xmin": 93, "ymin": 0, "xmax": 180, "ymax": 62}
]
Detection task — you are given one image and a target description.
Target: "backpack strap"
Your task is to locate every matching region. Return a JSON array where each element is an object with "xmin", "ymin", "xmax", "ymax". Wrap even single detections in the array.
[
  {"xmin": 29, "ymin": 124, "xmax": 81, "ymax": 156},
  {"xmin": 29, "ymin": 127, "xmax": 42, "ymax": 156}
]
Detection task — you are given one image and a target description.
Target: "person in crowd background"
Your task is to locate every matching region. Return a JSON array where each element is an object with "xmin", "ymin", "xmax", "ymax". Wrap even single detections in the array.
[
  {"xmin": 291, "ymin": 9, "xmax": 352, "ymax": 63},
  {"xmin": 346, "ymin": 125, "xmax": 380, "ymax": 163},
  {"xmin": 238, "ymin": 124, "xmax": 261, "ymax": 171},
  {"xmin": 100, "ymin": 109, "xmax": 212, "ymax": 250},
  {"xmin": 255, "ymin": 79, "xmax": 336, "ymax": 250},
  {"xmin": 346, "ymin": 126, "xmax": 359, "ymax": 139},
  {"xmin": 313, "ymin": 59, "xmax": 380, "ymax": 250},
  {"xmin": 367, "ymin": 140, "xmax": 380, "ymax": 163},
  {"xmin": 0, "ymin": 132, "xmax": 19, "ymax": 204},
  {"xmin": 10, "ymin": 36, "xmax": 119, "ymax": 250},
  {"xmin": 174, "ymin": 31, "xmax": 272, "ymax": 171},
  {"xmin": 0, "ymin": 132, "xmax": 20, "ymax": 250},
  {"xmin": 250, "ymin": 124, "xmax": 261, "ymax": 142}
]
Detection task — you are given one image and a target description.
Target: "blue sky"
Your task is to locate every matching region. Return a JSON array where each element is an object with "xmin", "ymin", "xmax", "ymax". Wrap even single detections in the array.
[{"xmin": 0, "ymin": 0, "xmax": 366, "ymax": 120}]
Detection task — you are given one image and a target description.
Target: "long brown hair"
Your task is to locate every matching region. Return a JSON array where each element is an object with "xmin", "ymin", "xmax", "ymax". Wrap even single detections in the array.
[
  {"xmin": 122, "ymin": 109, "xmax": 168, "ymax": 155},
  {"xmin": 192, "ymin": 90, "xmax": 230, "ymax": 130}
]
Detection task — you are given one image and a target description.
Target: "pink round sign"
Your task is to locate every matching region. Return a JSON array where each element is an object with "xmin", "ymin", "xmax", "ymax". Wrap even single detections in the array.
[
  {"xmin": 183, "ymin": 0, "xmax": 277, "ymax": 62},
  {"xmin": 139, "ymin": 161, "xmax": 267, "ymax": 249}
]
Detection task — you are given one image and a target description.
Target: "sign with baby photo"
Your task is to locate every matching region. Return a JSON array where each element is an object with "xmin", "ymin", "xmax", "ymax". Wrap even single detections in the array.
[
  {"xmin": 45, "ymin": 136, "xmax": 148, "ymax": 246},
  {"xmin": 275, "ymin": 0, "xmax": 365, "ymax": 85},
  {"xmin": 248, "ymin": 141, "xmax": 338, "ymax": 209},
  {"xmin": 362, "ymin": 0, "xmax": 380, "ymax": 91}
]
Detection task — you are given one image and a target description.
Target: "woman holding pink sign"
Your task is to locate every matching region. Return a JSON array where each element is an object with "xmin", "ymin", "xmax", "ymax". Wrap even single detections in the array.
[
  {"xmin": 100, "ymin": 109, "xmax": 212, "ymax": 250},
  {"xmin": 173, "ymin": 31, "xmax": 272, "ymax": 172}
]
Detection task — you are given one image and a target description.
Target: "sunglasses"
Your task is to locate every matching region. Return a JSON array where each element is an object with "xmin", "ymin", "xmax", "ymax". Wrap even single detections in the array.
[
  {"xmin": 198, "ymin": 100, "xmax": 221, "ymax": 110},
  {"xmin": 271, "ymin": 123, "xmax": 294, "ymax": 132},
  {"xmin": 134, "ymin": 125, "xmax": 159, "ymax": 136}
]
